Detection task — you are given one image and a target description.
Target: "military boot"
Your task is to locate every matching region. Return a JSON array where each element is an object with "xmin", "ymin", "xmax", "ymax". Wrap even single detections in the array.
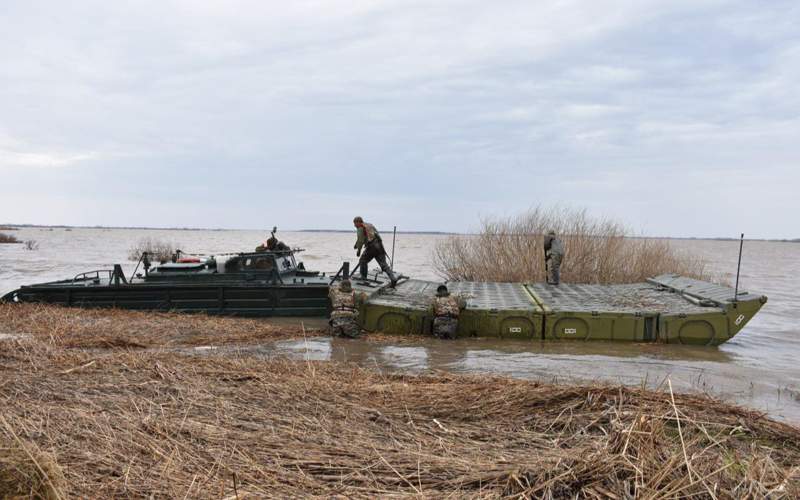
[{"xmin": 387, "ymin": 270, "xmax": 399, "ymax": 288}]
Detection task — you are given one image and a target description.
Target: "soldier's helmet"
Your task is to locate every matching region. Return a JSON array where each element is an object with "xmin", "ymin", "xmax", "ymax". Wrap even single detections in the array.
[
  {"xmin": 339, "ymin": 279, "xmax": 352, "ymax": 292},
  {"xmin": 353, "ymin": 216, "xmax": 363, "ymax": 224},
  {"xmin": 436, "ymin": 284, "xmax": 449, "ymax": 297},
  {"xmin": 547, "ymin": 230, "xmax": 556, "ymax": 236}
]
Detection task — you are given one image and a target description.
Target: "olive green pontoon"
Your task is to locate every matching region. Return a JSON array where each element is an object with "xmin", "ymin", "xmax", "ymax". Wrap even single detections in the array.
[{"xmin": 351, "ymin": 274, "xmax": 767, "ymax": 346}]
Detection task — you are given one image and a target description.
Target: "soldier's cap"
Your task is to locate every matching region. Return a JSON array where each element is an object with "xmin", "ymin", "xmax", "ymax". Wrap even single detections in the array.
[
  {"xmin": 353, "ymin": 216, "xmax": 363, "ymax": 224},
  {"xmin": 339, "ymin": 279, "xmax": 352, "ymax": 292},
  {"xmin": 436, "ymin": 284, "xmax": 449, "ymax": 296}
]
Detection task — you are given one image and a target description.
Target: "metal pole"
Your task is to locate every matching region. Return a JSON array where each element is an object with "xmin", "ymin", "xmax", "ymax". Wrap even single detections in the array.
[
  {"xmin": 390, "ymin": 225, "xmax": 397, "ymax": 271},
  {"xmin": 734, "ymin": 233, "xmax": 744, "ymax": 302}
]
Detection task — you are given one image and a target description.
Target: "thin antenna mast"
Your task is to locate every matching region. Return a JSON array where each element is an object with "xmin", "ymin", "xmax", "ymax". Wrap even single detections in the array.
[
  {"xmin": 390, "ymin": 225, "xmax": 397, "ymax": 272},
  {"xmin": 734, "ymin": 233, "xmax": 744, "ymax": 302}
]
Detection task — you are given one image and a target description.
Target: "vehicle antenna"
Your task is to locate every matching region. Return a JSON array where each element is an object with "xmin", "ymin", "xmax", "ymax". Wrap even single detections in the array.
[
  {"xmin": 390, "ymin": 225, "xmax": 397, "ymax": 271},
  {"xmin": 734, "ymin": 233, "xmax": 744, "ymax": 303}
]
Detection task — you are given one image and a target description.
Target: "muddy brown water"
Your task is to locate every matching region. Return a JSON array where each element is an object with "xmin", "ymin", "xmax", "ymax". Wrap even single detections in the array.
[{"xmin": 1, "ymin": 228, "xmax": 798, "ymax": 422}]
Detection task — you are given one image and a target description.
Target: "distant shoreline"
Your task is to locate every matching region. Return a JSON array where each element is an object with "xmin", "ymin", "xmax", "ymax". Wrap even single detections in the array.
[{"xmin": 1, "ymin": 223, "xmax": 798, "ymax": 242}]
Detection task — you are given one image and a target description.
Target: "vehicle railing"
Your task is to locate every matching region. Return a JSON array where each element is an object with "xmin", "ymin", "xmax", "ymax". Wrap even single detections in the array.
[
  {"xmin": 72, "ymin": 265, "xmax": 128, "ymax": 285},
  {"xmin": 72, "ymin": 270, "xmax": 114, "ymax": 284}
]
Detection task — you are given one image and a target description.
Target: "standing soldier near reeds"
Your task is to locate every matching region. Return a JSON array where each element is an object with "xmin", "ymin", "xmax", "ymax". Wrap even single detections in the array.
[
  {"xmin": 328, "ymin": 279, "xmax": 365, "ymax": 338},
  {"xmin": 430, "ymin": 284, "xmax": 466, "ymax": 339},
  {"xmin": 544, "ymin": 230, "xmax": 565, "ymax": 285},
  {"xmin": 353, "ymin": 216, "xmax": 399, "ymax": 287}
]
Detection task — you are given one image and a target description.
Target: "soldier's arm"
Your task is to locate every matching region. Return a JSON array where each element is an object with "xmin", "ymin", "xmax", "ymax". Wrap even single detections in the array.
[{"xmin": 354, "ymin": 227, "xmax": 366, "ymax": 251}]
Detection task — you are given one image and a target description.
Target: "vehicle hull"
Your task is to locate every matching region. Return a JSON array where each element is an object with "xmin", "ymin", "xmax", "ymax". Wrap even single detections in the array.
[{"xmin": 2, "ymin": 283, "xmax": 329, "ymax": 317}]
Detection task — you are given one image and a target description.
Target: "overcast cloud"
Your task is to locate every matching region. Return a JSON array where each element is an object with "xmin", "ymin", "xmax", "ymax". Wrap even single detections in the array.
[{"xmin": 1, "ymin": 0, "xmax": 798, "ymax": 238}]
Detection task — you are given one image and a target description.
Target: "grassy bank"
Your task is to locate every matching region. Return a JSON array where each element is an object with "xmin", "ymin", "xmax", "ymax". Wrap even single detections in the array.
[
  {"xmin": 0, "ymin": 303, "xmax": 318, "ymax": 348},
  {"xmin": 1, "ymin": 307, "xmax": 798, "ymax": 497}
]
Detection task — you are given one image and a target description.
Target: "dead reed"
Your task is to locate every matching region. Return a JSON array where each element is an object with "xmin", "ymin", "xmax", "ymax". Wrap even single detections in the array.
[
  {"xmin": 0, "ymin": 232, "xmax": 21, "ymax": 244},
  {"xmin": 434, "ymin": 206, "xmax": 714, "ymax": 284},
  {"xmin": 127, "ymin": 236, "xmax": 178, "ymax": 261},
  {"xmin": 0, "ymin": 333, "xmax": 798, "ymax": 497},
  {"xmin": 0, "ymin": 303, "xmax": 319, "ymax": 348},
  {"xmin": 0, "ymin": 427, "xmax": 66, "ymax": 500}
]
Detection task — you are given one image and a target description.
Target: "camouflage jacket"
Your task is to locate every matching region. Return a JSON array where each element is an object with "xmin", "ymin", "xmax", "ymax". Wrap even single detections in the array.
[
  {"xmin": 354, "ymin": 223, "xmax": 381, "ymax": 252},
  {"xmin": 329, "ymin": 287, "xmax": 365, "ymax": 318},
  {"xmin": 431, "ymin": 295, "xmax": 466, "ymax": 318},
  {"xmin": 545, "ymin": 238, "xmax": 564, "ymax": 260}
]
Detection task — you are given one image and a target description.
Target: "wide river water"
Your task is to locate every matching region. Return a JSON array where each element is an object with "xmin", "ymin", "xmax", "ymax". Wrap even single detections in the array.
[{"xmin": 1, "ymin": 228, "xmax": 798, "ymax": 422}]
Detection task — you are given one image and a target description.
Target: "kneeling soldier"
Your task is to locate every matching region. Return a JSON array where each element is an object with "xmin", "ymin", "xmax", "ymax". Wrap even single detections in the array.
[
  {"xmin": 430, "ymin": 284, "xmax": 466, "ymax": 339},
  {"xmin": 328, "ymin": 279, "xmax": 364, "ymax": 338}
]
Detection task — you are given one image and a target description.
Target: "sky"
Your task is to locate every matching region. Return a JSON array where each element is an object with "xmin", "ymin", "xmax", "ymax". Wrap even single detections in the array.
[{"xmin": 0, "ymin": 0, "xmax": 798, "ymax": 238}]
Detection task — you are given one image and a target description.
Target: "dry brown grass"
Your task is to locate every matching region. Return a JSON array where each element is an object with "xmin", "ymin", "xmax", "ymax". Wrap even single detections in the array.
[
  {"xmin": 434, "ymin": 206, "xmax": 714, "ymax": 284},
  {"xmin": 0, "ymin": 303, "xmax": 321, "ymax": 348},
  {"xmin": 127, "ymin": 236, "xmax": 178, "ymax": 261},
  {"xmin": 0, "ymin": 232, "xmax": 21, "ymax": 244},
  {"xmin": 0, "ymin": 335, "xmax": 798, "ymax": 498},
  {"xmin": 0, "ymin": 428, "xmax": 66, "ymax": 500}
]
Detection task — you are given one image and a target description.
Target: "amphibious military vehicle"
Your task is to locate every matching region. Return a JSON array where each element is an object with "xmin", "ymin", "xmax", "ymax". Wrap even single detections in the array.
[
  {"xmin": 1, "ymin": 248, "xmax": 331, "ymax": 317},
  {"xmin": 3, "ymin": 250, "xmax": 766, "ymax": 345}
]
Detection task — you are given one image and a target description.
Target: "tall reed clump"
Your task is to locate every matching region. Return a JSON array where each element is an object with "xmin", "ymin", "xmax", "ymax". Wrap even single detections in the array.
[
  {"xmin": 433, "ymin": 206, "xmax": 712, "ymax": 284},
  {"xmin": 0, "ymin": 232, "xmax": 21, "ymax": 244},
  {"xmin": 127, "ymin": 237, "xmax": 177, "ymax": 261}
]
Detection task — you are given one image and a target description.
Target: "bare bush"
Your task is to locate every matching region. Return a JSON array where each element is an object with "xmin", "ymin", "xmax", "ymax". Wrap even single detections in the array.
[
  {"xmin": 23, "ymin": 240, "xmax": 39, "ymax": 251},
  {"xmin": 127, "ymin": 237, "xmax": 177, "ymax": 261},
  {"xmin": 433, "ymin": 206, "xmax": 713, "ymax": 284},
  {"xmin": 0, "ymin": 233, "xmax": 21, "ymax": 244}
]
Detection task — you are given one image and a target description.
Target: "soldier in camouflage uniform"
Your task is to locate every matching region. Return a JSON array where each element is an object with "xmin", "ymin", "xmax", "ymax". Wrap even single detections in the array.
[
  {"xmin": 353, "ymin": 216, "xmax": 399, "ymax": 287},
  {"xmin": 430, "ymin": 284, "xmax": 466, "ymax": 340},
  {"xmin": 265, "ymin": 236, "xmax": 289, "ymax": 252},
  {"xmin": 256, "ymin": 228, "xmax": 289, "ymax": 252},
  {"xmin": 543, "ymin": 230, "xmax": 565, "ymax": 285},
  {"xmin": 328, "ymin": 279, "xmax": 363, "ymax": 338}
]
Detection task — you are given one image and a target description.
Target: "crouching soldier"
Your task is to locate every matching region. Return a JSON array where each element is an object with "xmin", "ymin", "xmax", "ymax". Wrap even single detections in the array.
[
  {"xmin": 328, "ymin": 279, "xmax": 365, "ymax": 338},
  {"xmin": 430, "ymin": 284, "xmax": 466, "ymax": 339}
]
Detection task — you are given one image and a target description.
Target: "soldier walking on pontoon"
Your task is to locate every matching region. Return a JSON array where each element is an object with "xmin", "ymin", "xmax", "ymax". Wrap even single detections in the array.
[
  {"xmin": 328, "ymin": 279, "xmax": 364, "ymax": 338},
  {"xmin": 353, "ymin": 216, "xmax": 399, "ymax": 287},
  {"xmin": 430, "ymin": 284, "xmax": 466, "ymax": 339},
  {"xmin": 544, "ymin": 230, "xmax": 565, "ymax": 285}
]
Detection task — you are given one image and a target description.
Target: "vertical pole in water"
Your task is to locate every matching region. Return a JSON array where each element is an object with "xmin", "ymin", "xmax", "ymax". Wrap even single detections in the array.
[
  {"xmin": 734, "ymin": 233, "xmax": 744, "ymax": 302},
  {"xmin": 390, "ymin": 225, "xmax": 397, "ymax": 272}
]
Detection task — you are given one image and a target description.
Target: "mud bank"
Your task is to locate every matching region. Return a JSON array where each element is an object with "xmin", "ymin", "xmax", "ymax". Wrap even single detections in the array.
[{"xmin": 0, "ymin": 309, "xmax": 798, "ymax": 497}]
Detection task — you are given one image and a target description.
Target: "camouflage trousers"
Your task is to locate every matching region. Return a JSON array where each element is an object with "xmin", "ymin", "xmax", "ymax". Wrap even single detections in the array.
[
  {"xmin": 433, "ymin": 317, "xmax": 458, "ymax": 339},
  {"xmin": 330, "ymin": 314, "xmax": 361, "ymax": 339},
  {"xmin": 358, "ymin": 240, "xmax": 392, "ymax": 279},
  {"xmin": 547, "ymin": 255, "xmax": 562, "ymax": 285}
]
